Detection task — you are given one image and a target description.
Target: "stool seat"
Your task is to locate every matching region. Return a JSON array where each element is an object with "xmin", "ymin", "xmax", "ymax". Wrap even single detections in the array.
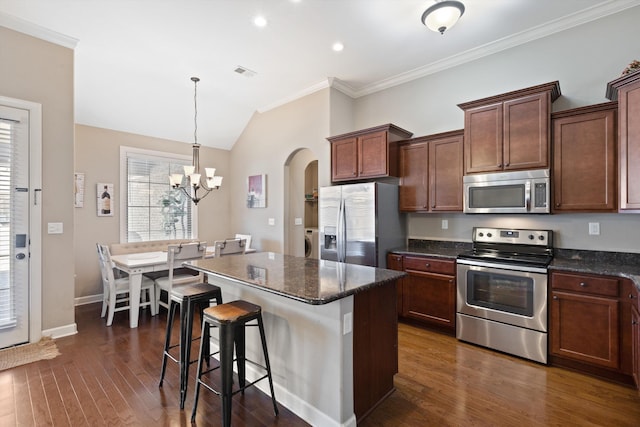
[
  {"xmin": 159, "ymin": 281, "xmax": 222, "ymax": 410},
  {"xmin": 191, "ymin": 299, "xmax": 278, "ymax": 426},
  {"xmin": 203, "ymin": 300, "xmax": 261, "ymax": 324}
]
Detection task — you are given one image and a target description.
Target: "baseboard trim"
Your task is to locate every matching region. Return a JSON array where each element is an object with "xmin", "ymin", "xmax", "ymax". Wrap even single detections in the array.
[
  {"xmin": 75, "ymin": 294, "xmax": 102, "ymax": 306},
  {"xmin": 43, "ymin": 323, "xmax": 77, "ymax": 339}
]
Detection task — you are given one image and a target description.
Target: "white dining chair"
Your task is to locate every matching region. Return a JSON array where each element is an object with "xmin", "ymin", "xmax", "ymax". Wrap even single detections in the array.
[
  {"xmin": 96, "ymin": 244, "xmax": 157, "ymax": 326},
  {"xmin": 213, "ymin": 238, "xmax": 246, "ymax": 257},
  {"xmin": 154, "ymin": 242, "xmax": 207, "ymax": 313}
]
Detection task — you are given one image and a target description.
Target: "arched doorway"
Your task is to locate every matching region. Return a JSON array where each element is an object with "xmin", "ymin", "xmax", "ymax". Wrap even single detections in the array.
[{"xmin": 283, "ymin": 148, "xmax": 317, "ymax": 257}]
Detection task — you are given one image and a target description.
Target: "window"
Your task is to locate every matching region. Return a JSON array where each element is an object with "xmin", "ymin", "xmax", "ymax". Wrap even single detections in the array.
[{"xmin": 120, "ymin": 147, "xmax": 197, "ymax": 242}]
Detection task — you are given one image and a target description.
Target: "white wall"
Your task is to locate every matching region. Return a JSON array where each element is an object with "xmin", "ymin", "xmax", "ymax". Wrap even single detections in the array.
[{"xmin": 351, "ymin": 7, "xmax": 640, "ymax": 253}]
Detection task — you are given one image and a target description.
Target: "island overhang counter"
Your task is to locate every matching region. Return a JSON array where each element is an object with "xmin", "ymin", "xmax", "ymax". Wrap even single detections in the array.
[{"xmin": 185, "ymin": 252, "xmax": 405, "ymax": 427}]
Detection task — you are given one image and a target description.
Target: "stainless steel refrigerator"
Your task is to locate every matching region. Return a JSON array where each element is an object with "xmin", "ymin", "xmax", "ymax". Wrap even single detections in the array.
[{"xmin": 319, "ymin": 182, "xmax": 406, "ymax": 268}]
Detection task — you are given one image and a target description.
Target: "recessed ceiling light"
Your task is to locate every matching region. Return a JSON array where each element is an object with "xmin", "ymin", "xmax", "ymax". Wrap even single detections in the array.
[
  {"xmin": 332, "ymin": 42, "xmax": 344, "ymax": 52},
  {"xmin": 253, "ymin": 15, "xmax": 268, "ymax": 27}
]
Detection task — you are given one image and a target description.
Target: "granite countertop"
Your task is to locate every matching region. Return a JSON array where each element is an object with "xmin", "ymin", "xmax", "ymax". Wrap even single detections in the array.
[
  {"xmin": 185, "ymin": 252, "xmax": 406, "ymax": 305},
  {"xmin": 389, "ymin": 239, "xmax": 472, "ymax": 259}
]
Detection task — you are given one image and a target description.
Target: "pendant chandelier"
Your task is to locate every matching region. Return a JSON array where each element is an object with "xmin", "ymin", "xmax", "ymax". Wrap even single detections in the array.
[{"xmin": 169, "ymin": 77, "xmax": 223, "ymax": 205}]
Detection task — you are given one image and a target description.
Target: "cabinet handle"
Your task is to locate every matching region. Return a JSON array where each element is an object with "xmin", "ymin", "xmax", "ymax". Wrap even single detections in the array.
[
  {"xmin": 432, "ymin": 204, "xmax": 436, "ymax": 209},
  {"xmin": 497, "ymin": 164, "xmax": 503, "ymax": 168},
  {"xmin": 505, "ymin": 163, "xmax": 510, "ymax": 167},
  {"xmin": 633, "ymin": 319, "xmax": 638, "ymax": 325},
  {"xmin": 579, "ymin": 282, "xmax": 587, "ymax": 287},
  {"xmin": 630, "ymin": 294, "xmax": 635, "ymax": 299},
  {"xmin": 352, "ymin": 172, "xmax": 357, "ymax": 176},
  {"xmin": 556, "ymin": 203, "xmax": 561, "ymax": 207},
  {"xmin": 425, "ymin": 263, "xmax": 430, "ymax": 268},
  {"xmin": 553, "ymin": 295, "xmax": 558, "ymax": 300}
]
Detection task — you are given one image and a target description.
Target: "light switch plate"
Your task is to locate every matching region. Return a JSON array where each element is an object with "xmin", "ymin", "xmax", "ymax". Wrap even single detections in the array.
[
  {"xmin": 268, "ymin": 218, "xmax": 275, "ymax": 226},
  {"xmin": 294, "ymin": 217, "xmax": 302, "ymax": 225},
  {"xmin": 589, "ymin": 222, "xmax": 600, "ymax": 235},
  {"xmin": 47, "ymin": 222, "xmax": 63, "ymax": 234}
]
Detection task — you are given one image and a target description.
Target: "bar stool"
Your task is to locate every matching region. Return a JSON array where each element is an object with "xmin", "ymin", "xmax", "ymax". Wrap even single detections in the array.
[
  {"xmin": 159, "ymin": 282, "xmax": 223, "ymax": 409},
  {"xmin": 191, "ymin": 300, "xmax": 278, "ymax": 426}
]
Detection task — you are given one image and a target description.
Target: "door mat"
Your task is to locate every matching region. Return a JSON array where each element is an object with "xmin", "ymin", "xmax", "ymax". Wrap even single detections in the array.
[{"xmin": 0, "ymin": 336, "xmax": 60, "ymax": 371}]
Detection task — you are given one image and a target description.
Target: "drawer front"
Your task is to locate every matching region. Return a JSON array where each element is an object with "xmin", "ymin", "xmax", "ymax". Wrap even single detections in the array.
[
  {"xmin": 551, "ymin": 272, "xmax": 619, "ymax": 297},
  {"xmin": 403, "ymin": 256, "xmax": 455, "ymax": 275}
]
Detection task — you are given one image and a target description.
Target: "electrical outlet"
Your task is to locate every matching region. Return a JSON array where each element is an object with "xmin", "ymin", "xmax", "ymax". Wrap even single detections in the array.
[
  {"xmin": 343, "ymin": 312, "xmax": 352, "ymax": 335},
  {"xmin": 268, "ymin": 218, "xmax": 275, "ymax": 226},
  {"xmin": 442, "ymin": 219, "xmax": 449, "ymax": 230},
  {"xmin": 294, "ymin": 217, "xmax": 302, "ymax": 225},
  {"xmin": 588, "ymin": 222, "xmax": 600, "ymax": 235}
]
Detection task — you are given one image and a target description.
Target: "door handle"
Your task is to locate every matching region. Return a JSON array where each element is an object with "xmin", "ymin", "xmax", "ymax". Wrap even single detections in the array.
[{"xmin": 16, "ymin": 253, "xmax": 26, "ymax": 260}]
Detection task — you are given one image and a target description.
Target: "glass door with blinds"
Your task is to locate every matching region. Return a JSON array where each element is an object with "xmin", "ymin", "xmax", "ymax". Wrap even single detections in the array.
[{"xmin": 0, "ymin": 105, "xmax": 30, "ymax": 348}]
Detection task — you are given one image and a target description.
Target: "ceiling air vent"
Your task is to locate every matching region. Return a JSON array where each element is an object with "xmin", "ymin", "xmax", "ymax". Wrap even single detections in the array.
[{"xmin": 234, "ymin": 66, "xmax": 257, "ymax": 77}]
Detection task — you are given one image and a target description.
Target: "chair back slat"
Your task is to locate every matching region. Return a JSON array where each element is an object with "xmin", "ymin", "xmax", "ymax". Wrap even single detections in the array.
[{"xmin": 214, "ymin": 238, "xmax": 246, "ymax": 257}]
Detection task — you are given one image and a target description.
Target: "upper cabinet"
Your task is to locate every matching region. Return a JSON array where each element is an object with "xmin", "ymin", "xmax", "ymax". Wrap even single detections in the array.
[
  {"xmin": 606, "ymin": 71, "xmax": 640, "ymax": 212},
  {"xmin": 399, "ymin": 130, "xmax": 463, "ymax": 212},
  {"xmin": 458, "ymin": 81, "xmax": 561, "ymax": 175},
  {"xmin": 328, "ymin": 124, "xmax": 413, "ymax": 182},
  {"xmin": 552, "ymin": 102, "xmax": 617, "ymax": 213}
]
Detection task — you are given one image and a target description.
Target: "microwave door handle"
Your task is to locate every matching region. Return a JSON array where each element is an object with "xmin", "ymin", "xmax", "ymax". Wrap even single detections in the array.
[{"xmin": 525, "ymin": 181, "xmax": 531, "ymax": 211}]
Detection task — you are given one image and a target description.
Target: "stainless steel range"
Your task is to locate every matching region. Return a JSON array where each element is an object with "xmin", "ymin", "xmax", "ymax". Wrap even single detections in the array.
[{"xmin": 456, "ymin": 227, "xmax": 553, "ymax": 364}]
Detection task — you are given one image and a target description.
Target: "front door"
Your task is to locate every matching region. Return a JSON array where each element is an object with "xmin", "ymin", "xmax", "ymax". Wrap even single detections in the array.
[{"xmin": 0, "ymin": 105, "xmax": 31, "ymax": 348}]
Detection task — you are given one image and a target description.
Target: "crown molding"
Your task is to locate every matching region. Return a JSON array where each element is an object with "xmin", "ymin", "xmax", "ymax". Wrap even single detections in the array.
[{"xmin": 0, "ymin": 12, "xmax": 78, "ymax": 49}]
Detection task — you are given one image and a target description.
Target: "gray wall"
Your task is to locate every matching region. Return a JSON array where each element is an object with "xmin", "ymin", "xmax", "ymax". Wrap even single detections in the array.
[{"xmin": 347, "ymin": 7, "xmax": 640, "ymax": 253}]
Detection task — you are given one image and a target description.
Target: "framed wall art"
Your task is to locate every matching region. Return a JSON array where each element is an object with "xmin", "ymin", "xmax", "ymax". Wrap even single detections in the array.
[
  {"xmin": 247, "ymin": 174, "xmax": 266, "ymax": 208},
  {"xmin": 97, "ymin": 182, "xmax": 114, "ymax": 216}
]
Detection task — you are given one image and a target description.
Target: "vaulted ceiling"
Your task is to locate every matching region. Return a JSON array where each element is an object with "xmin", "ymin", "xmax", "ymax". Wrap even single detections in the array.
[{"xmin": 1, "ymin": 0, "xmax": 637, "ymax": 149}]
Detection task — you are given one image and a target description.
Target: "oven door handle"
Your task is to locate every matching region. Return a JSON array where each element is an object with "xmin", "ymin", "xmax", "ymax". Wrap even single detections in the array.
[{"xmin": 456, "ymin": 258, "xmax": 548, "ymax": 274}]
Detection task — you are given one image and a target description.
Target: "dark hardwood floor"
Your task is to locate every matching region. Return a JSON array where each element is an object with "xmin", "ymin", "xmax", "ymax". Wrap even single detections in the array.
[{"xmin": 1, "ymin": 304, "xmax": 639, "ymax": 426}]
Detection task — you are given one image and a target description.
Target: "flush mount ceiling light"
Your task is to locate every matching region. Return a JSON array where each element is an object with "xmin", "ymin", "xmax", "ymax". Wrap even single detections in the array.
[
  {"xmin": 169, "ymin": 77, "xmax": 223, "ymax": 205},
  {"xmin": 421, "ymin": 1, "xmax": 465, "ymax": 35}
]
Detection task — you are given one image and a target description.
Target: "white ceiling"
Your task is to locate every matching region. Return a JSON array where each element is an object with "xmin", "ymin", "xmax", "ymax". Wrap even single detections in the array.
[{"xmin": 1, "ymin": 0, "xmax": 638, "ymax": 150}]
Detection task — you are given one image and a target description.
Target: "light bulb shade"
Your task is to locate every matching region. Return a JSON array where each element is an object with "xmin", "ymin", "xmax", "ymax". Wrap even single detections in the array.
[
  {"xmin": 169, "ymin": 174, "xmax": 183, "ymax": 187},
  {"xmin": 190, "ymin": 173, "xmax": 201, "ymax": 186},
  {"xmin": 184, "ymin": 165, "xmax": 195, "ymax": 176},
  {"xmin": 422, "ymin": 1, "xmax": 465, "ymax": 34},
  {"xmin": 210, "ymin": 175, "xmax": 223, "ymax": 188},
  {"xmin": 205, "ymin": 167, "xmax": 216, "ymax": 178}
]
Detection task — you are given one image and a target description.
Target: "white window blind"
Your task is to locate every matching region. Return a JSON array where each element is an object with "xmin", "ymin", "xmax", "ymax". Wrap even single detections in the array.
[
  {"xmin": 0, "ymin": 118, "xmax": 17, "ymax": 328},
  {"xmin": 121, "ymin": 148, "xmax": 195, "ymax": 242}
]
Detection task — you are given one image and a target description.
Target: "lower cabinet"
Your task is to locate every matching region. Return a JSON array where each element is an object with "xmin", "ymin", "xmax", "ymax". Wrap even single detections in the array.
[
  {"xmin": 550, "ymin": 271, "xmax": 635, "ymax": 385},
  {"xmin": 630, "ymin": 285, "xmax": 640, "ymax": 388},
  {"xmin": 386, "ymin": 253, "xmax": 404, "ymax": 316},
  {"xmin": 388, "ymin": 254, "xmax": 456, "ymax": 333}
]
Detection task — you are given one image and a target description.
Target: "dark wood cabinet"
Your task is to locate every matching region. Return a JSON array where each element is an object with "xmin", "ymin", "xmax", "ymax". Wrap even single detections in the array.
[
  {"xmin": 328, "ymin": 124, "xmax": 412, "ymax": 182},
  {"xmin": 386, "ymin": 253, "xmax": 404, "ymax": 316},
  {"xmin": 606, "ymin": 71, "xmax": 640, "ymax": 212},
  {"xmin": 628, "ymin": 284, "xmax": 640, "ymax": 388},
  {"xmin": 552, "ymin": 102, "xmax": 617, "ymax": 212},
  {"xmin": 458, "ymin": 81, "xmax": 560, "ymax": 175},
  {"xmin": 400, "ymin": 255, "xmax": 456, "ymax": 333},
  {"xmin": 399, "ymin": 130, "xmax": 463, "ymax": 212}
]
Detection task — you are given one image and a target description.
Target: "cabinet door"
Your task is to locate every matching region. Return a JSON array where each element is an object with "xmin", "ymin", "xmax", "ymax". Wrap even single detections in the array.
[
  {"xmin": 331, "ymin": 137, "xmax": 358, "ymax": 181},
  {"xmin": 553, "ymin": 109, "xmax": 616, "ymax": 212},
  {"xmin": 550, "ymin": 290, "xmax": 620, "ymax": 369},
  {"xmin": 429, "ymin": 135, "xmax": 463, "ymax": 211},
  {"xmin": 464, "ymin": 103, "xmax": 503, "ymax": 174},
  {"xmin": 386, "ymin": 254, "xmax": 404, "ymax": 316},
  {"xmin": 619, "ymin": 80, "xmax": 640, "ymax": 211},
  {"xmin": 358, "ymin": 131, "xmax": 388, "ymax": 178},
  {"xmin": 503, "ymin": 92, "xmax": 550, "ymax": 171},
  {"xmin": 402, "ymin": 270, "xmax": 456, "ymax": 330},
  {"xmin": 399, "ymin": 143, "xmax": 428, "ymax": 212}
]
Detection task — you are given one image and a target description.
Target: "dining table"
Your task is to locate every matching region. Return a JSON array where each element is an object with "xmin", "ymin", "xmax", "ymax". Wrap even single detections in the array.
[{"xmin": 110, "ymin": 247, "xmax": 216, "ymax": 328}]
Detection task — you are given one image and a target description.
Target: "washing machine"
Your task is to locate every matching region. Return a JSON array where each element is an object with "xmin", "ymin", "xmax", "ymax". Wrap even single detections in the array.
[{"xmin": 304, "ymin": 228, "xmax": 319, "ymax": 259}]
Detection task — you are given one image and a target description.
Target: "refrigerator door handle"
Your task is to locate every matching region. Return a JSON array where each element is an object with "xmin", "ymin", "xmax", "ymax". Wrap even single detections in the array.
[{"xmin": 337, "ymin": 197, "xmax": 346, "ymax": 262}]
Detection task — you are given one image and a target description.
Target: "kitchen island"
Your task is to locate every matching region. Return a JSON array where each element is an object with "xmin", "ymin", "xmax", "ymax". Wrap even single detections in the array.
[{"xmin": 186, "ymin": 252, "xmax": 405, "ymax": 427}]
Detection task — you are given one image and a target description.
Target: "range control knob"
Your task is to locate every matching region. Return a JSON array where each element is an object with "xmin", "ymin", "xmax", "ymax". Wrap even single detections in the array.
[
  {"xmin": 487, "ymin": 233, "xmax": 492, "ymax": 238},
  {"xmin": 539, "ymin": 235, "xmax": 545, "ymax": 241},
  {"xmin": 478, "ymin": 232, "xmax": 484, "ymax": 237},
  {"xmin": 528, "ymin": 234, "xmax": 535, "ymax": 240}
]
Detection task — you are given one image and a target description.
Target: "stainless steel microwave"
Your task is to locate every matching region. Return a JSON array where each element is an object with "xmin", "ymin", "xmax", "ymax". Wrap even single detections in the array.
[{"xmin": 463, "ymin": 169, "xmax": 550, "ymax": 214}]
